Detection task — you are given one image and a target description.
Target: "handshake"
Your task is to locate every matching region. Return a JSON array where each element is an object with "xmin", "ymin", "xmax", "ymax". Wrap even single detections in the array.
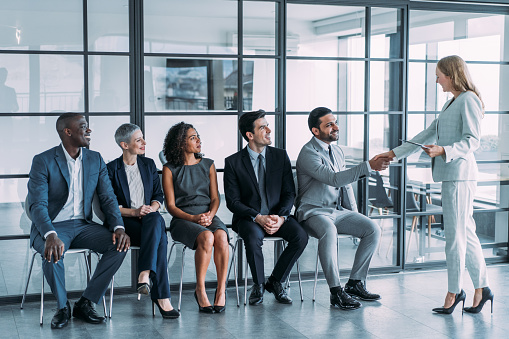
[{"xmin": 368, "ymin": 150, "xmax": 396, "ymax": 172}]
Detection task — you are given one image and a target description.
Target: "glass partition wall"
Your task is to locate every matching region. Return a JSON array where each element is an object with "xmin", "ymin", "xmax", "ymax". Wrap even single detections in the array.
[{"xmin": 0, "ymin": 0, "xmax": 507, "ymax": 302}]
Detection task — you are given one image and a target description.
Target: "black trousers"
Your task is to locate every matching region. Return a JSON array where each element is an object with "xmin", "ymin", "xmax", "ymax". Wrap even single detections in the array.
[
  {"xmin": 236, "ymin": 216, "xmax": 308, "ymax": 285},
  {"xmin": 123, "ymin": 212, "xmax": 170, "ymax": 299}
]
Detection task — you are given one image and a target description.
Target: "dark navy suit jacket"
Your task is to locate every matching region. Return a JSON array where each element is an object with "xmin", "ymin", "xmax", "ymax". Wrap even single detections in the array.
[
  {"xmin": 106, "ymin": 155, "xmax": 164, "ymax": 211},
  {"xmin": 27, "ymin": 145, "xmax": 123, "ymax": 246},
  {"xmin": 224, "ymin": 146, "xmax": 295, "ymax": 232}
]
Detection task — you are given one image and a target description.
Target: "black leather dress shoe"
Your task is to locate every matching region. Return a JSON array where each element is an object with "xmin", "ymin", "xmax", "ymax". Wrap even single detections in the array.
[
  {"xmin": 51, "ymin": 300, "xmax": 71, "ymax": 329},
  {"xmin": 249, "ymin": 284, "xmax": 265, "ymax": 305},
  {"xmin": 330, "ymin": 288, "xmax": 362, "ymax": 310},
  {"xmin": 265, "ymin": 280, "xmax": 292, "ymax": 304},
  {"xmin": 345, "ymin": 281, "xmax": 381, "ymax": 301},
  {"xmin": 73, "ymin": 297, "xmax": 106, "ymax": 324}
]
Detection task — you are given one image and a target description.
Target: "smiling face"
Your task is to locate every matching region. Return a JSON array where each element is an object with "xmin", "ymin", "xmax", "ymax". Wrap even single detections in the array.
[
  {"xmin": 247, "ymin": 117, "xmax": 271, "ymax": 148},
  {"xmin": 65, "ymin": 115, "xmax": 91, "ymax": 148},
  {"xmin": 184, "ymin": 128, "xmax": 201, "ymax": 154},
  {"xmin": 436, "ymin": 67, "xmax": 453, "ymax": 93},
  {"xmin": 122, "ymin": 129, "xmax": 146, "ymax": 155},
  {"xmin": 312, "ymin": 113, "xmax": 339, "ymax": 144}
]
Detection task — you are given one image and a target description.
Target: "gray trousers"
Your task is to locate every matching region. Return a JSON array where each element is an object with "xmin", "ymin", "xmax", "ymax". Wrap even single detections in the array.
[
  {"xmin": 442, "ymin": 181, "xmax": 489, "ymax": 293},
  {"xmin": 302, "ymin": 210, "xmax": 381, "ymax": 288}
]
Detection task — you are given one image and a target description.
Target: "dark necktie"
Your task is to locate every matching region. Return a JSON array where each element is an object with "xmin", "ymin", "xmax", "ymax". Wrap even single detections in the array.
[
  {"xmin": 257, "ymin": 154, "xmax": 269, "ymax": 215},
  {"xmin": 329, "ymin": 145, "xmax": 342, "ymax": 208},
  {"xmin": 328, "ymin": 145, "xmax": 335, "ymax": 167}
]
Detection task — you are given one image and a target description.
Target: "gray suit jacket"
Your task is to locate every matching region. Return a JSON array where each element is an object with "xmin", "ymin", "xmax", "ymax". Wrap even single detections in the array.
[
  {"xmin": 393, "ymin": 91, "xmax": 482, "ymax": 182},
  {"xmin": 295, "ymin": 137, "xmax": 371, "ymax": 222}
]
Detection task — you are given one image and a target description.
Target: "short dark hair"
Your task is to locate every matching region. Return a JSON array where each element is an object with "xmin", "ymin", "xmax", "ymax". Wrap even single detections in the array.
[
  {"xmin": 238, "ymin": 110, "xmax": 266, "ymax": 142},
  {"xmin": 56, "ymin": 112, "xmax": 84, "ymax": 133},
  {"xmin": 308, "ymin": 107, "xmax": 332, "ymax": 132}
]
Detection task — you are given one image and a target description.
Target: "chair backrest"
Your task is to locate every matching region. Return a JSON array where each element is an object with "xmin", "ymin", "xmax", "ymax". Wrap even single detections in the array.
[
  {"xmin": 24, "ymin": 195, "xmax": 32, "ymax": 221},
  {"xmin": 92, "ymin": 192, "xmax": 106, "ymax": 224},
  {"xmin": 405, "ymin": 186, "xmax": 420, "ymax": 212},
  {"xmin": 159, "ymin": 150, "xmax": 167, "ymax": 167},
  {"xmin": 368, "ymin": 172, "xmax": 393, "ymax": 208}
]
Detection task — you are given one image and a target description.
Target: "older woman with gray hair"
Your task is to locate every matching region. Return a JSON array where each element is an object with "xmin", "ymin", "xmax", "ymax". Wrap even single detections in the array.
[{"xmin": 107, "ymin": 123, "xmax": 179, "ymax": 319}]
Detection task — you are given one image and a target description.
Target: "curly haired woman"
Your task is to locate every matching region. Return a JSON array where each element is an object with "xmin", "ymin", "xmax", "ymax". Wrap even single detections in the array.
[{"xmin": 162, "ymin": 122, "xmax": 229, "ymax": 313}]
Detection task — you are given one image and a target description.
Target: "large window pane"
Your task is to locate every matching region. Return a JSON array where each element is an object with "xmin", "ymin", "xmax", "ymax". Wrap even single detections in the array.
[
  {"xmin": 0, "ymin": 178, "xmax": 29, "ymax": 236},
  {"xmin": 145, "ymin": 57, "xmax": 245, "ymax": 112},
  {"xmin": 246, "ymin": 58, "xmax": 275, "ymax": 112},
  {"xmin": 89, "ymin": 116, "xmax": 131, "ymax": 164},
  {"xmin": 243, "ymin": 1, "xmax": 276, "ymax": 56},
  {"xmin": 371, "ymin": 8, "xmax": 402, "ymax": 59},
  {"xmin": 89, "ymin": 55, "xmax": 130, "ymax": 112},
  {"xmin": 145, "ymin": 115, "xmax": 237, "ymax": 169},
  {"xmin": 144, "ymin": 0, "xmax": 237, "ymax": 54},
  {"xmin": 409, "ymin": 11, "xmax": 509, "ymax": 62},
  {"xmin": 0, "ymin": 116, "xmax": 60, "ymax": 175},
  {"xmin": 0, "ymin": 54, "xmax": 84, "ymax": 113},
  {"xmin": 0, "ymin": 0, "xmax": 83, "ymax": 51},
  {"xmin": 87, "ymin": 0, "xmax": 129, "ymax": 52},
  {"xmin": 369, "ymin": 113, "xmax": 401, "ymax": 158},
  {"xmin": 369, "ymin": 61, "xmax": 402, "ymax": 111},
  {"xmin": 286, "ymin": 60, "xmax": 364, "ymax": 112},
  {"xmin": 287, "ymin": 4, "xmax": 365, "ymax": 58},
  {"xmin": 286, "ymin": 114, "xmax": 364, "ymax": 163}
]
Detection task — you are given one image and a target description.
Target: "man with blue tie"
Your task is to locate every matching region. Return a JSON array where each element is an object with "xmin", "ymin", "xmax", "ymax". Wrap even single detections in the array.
[
  {"xmin": 27, "ymin": 113, "xmax": 130, "ymax": 329},
  {"xmin": 224, "ymin": 110, "xmax": 308, "ymax": 305}
]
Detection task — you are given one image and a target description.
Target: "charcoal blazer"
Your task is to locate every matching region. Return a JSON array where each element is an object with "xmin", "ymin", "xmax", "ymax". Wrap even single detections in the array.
[
  {"xmin": 27, "ymin": 145, "xmax": 123, "ymax": 246},
  {"xmin": 106, "ymin": 155, "xmax": 164, "ymax": 210},
  {"xmin": 224, "ymin": 146, "xmax": 295, "ymax": 232}
]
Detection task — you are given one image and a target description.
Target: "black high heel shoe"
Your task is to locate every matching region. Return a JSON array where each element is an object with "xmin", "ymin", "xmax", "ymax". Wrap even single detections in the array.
[
  {"xmin": 137, "ymin": 282, "xmax": 150, "ymax": 300},
  {"xmin": 152, "ymin": 299, "xmax": 180, "ymax": 319},
  {"xmin": 213, "ymin": 289, "xmax": 226, "ymax": 313},
  {"xmin": 432, "ymin": 289, "xmax": 466, "ymax": 314},
  {"xmin": 194, "ymin": 291, "xmax": 214, "ymax": 313},
  {"xmin": 464, "ymin": 287, "xmax": 494, "ymax": 314}
]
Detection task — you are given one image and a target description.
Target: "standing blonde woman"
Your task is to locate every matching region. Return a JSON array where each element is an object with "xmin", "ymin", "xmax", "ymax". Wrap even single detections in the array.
[{"xmin": 376, "ymin": 55, "xmax": 493, "ymax": 314}]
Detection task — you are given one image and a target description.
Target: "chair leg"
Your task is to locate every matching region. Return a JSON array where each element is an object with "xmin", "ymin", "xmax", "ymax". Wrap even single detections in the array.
[
  {"xmin": 244, "ymin": 242, "xmax": 248, "ymax": 306},
  {"xmin": 313, "ymin": 247, "xmax": 319, "ymax": 302},
  {"xmin": 40, "ymin": 270, "xmax": 44, "ymax": 326},
  {"xmin": 296, "ymin": 259, "xmax": 303, "ymax": 302},
  {"xmin": 428, "ymin": 215, "xmax": 432, "ymax": 249},
  {"xmin": 109, "ymin": 276, "xmax": 114, "ymax": 318},
  {"xmin": 177, "ymin": 246, "xmax": 186, "ymax": 312},
  {"xmin": 281, "ymin": 242, "xmax": 290, "ymax": 290},
  {"xmin": 406, "ymin": 216, "xmax": 418, "ymax": 261},
  {"xmin": 21, "ymin": 252, "xmax": 37, "ymax": 309},
  {"xmin": 226, "ymin": 241, "xmax": 237, "ymax": 287},
  {"xmin": 233, "ymin": 242, "xmax": 239, "ymax": 307}
]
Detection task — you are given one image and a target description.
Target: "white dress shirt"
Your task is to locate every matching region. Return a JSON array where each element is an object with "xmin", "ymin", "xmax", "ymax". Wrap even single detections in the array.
[{"xmin": 124, "ymin": 161, "xmax": 145, "ymax": 209}]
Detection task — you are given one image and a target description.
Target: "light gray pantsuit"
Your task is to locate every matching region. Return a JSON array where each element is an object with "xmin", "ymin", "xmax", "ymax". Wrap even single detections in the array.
[
  {"xmin": 303, "ymin": 210, "xmax": 380, "ymax": 287},
  {"xmin": 442, "ymin": 181, "xmax": 488, "ymax": 293},
  {"xmin": 393, "ymin": 91, "xmax": 489, "ymax": 294}
]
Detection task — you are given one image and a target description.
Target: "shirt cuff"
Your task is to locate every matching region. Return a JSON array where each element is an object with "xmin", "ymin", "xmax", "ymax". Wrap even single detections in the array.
[
  {"xmin": 113, "ymin": 226, "xmax": 125, "ymax": 231},
  {"xmin": 44, "ymin": 230, "xmax": 57, "ymax": 240},
  {"xmin": 151, "ymin": 200, "xmax": 161, "ymax": 210},
  {"xmin": 252, "ymin": 213, "xmax": 261, "ymax": 222},
  {"xmin": 365, "ymin": 160, "xmax": 372, "ymax": 172}
]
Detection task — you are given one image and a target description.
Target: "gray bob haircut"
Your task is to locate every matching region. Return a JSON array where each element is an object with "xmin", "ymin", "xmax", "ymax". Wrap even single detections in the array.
[{"xmin": 114, "ymin": 123, "xmax": 141, "ymax": 147}]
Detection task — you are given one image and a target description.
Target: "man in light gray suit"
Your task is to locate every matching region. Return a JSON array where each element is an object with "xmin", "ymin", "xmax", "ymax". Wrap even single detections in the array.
[{"xmin": 295, "ymin": 107, "xmax": 391, "ymax": 310}]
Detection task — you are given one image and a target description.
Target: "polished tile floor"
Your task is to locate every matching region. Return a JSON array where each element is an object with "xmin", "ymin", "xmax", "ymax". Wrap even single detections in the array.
[{"xmin": 1, "ymin": 264, "xmax": 508, "ymax": 339}]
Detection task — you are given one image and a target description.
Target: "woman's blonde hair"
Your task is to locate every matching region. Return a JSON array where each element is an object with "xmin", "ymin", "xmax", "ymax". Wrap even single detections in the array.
[{"xmin": 437, "ymin": 55, "xmax": 484, "ymax": 113}]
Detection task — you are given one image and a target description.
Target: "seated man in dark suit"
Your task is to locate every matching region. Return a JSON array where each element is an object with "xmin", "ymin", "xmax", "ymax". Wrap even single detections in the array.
[
  {"xmin": 224, "ymin": 110, "xmax": 308, "ymax": 305},
  {"xmin": 27, "ymin": 113, "xmax": 130, "ymax": 329}
]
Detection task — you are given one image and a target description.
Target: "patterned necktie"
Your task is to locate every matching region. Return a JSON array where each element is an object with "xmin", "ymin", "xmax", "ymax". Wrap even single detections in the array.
[
  {"xmin": 257, "ymin": 154, "xmax": 269, "ymax": 215},
  {"xmin": 328, "ymin": 145, "xmax": 335, "ymax": 167}
]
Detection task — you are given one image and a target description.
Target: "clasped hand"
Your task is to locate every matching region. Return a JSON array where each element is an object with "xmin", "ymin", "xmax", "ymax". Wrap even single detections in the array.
[
  {"xmin": 132, "ymin": 205, "xmax": 155, "ymax": 218},
  {"xmin": 193, "ymin": 211, "xmax": 213, "ymax": 227},
  {"xmin": 255, "ymin": 214, "xmax": 283, "ymax": 235},
  {"xmin": 370, "ymin": 151, "xmax": 395, "ymax": 171}
]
